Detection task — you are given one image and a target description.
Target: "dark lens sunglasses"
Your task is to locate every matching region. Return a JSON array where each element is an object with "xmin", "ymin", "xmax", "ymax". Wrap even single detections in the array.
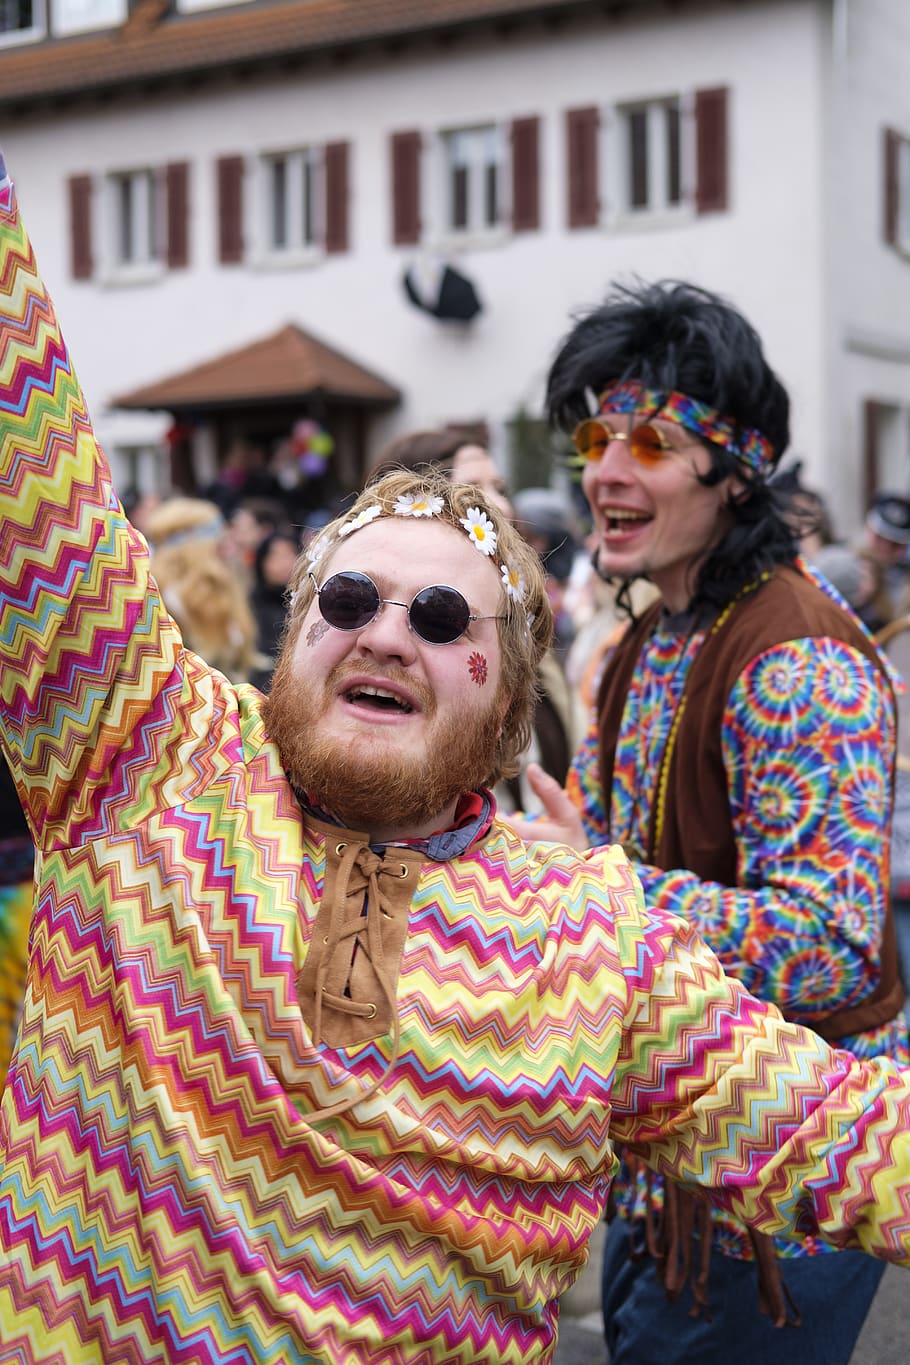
[
  {"xmin": 572, "ymin": 418, "xmax": 673, "ymax": 468},
  {"xmin": 309, "ymin": 570, "xmax": 505, "ymax": 646}
]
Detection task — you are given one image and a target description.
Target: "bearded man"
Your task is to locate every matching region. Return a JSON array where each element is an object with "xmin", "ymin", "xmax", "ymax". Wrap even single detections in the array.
[{"xmin": 2, "ymin": 155, "xmax": 910, "ymax": 1365}]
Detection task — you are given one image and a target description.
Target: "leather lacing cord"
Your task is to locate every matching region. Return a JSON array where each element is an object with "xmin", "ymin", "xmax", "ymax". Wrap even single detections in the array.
[
  {"xmin": 622, "ymin": 1156, "xmax": 801, "ymax": 1327},
  {"xmin": 303, "ymin": 839, "xmax": 408, "ymax": 1123}
]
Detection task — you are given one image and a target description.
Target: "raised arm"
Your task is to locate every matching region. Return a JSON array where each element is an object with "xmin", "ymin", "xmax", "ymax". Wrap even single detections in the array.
[{"xmin": 0, "ymin": 158, "xmax": 182, "ymax": 847}]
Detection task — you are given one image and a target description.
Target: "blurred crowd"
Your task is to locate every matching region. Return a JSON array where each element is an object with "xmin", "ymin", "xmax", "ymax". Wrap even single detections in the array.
[{"xmin": 5, "ymin": 425, "xmax": 910, "ymax": 1098}]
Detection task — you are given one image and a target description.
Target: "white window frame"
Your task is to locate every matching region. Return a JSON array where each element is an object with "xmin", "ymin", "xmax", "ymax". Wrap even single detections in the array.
[
  {"xmin": 607, "ymin": 92, "xmax": 694, "ymax": 228},
  {"xmin": 256, "ymin": 148, "xmax": 325, "ymax": 269},
  {"xmin": 0, "ymin": 0, "xmax": 45, "ymax": 46},
  {"xmin": 437, "ymin": 123, "xmax": 508, "ymax": 245},
  {"xmin": 897, "ymin": 135, "xmax": 910, "ymax": 256},
  {"xmin": 51, "ymin": 0, "xmax": 124, "ymax": 37},
  {"xmin": 103, "ymin": 167, "xmax": 165, "ymax": 286},
  {"xmin": 176, "ymin": 0, "xmax": 249, "ymax": 11}
]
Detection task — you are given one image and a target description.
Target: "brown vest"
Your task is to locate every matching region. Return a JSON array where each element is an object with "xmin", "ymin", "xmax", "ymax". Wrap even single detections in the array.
[{"xmin": 597, "ymin": 566, "xmax": 904, "ymax": 1041}]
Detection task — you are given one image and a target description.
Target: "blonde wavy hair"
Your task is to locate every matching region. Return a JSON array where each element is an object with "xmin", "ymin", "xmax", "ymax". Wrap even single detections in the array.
[
  {"xmin": 145, "ymin": 497, "xmax": 257, "ymax": 683},
  {"xmin": 282, "ymin": 469, "xmax": 554, "ymax": 783}
]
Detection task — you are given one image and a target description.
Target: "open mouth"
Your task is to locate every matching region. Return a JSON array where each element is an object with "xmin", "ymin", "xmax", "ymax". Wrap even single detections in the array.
[
  {"xmin": 605, "ymin": 508, "xmax": 651, "ymax": 533},
  {"xmin": 343, "ymin": 684, "xmax": 414, "ymax": 714}
]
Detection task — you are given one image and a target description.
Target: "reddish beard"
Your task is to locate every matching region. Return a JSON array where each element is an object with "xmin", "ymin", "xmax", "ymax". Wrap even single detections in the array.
[{"xmin": 263, "ymin": 648, "xmax": 503, "ymax": 834}]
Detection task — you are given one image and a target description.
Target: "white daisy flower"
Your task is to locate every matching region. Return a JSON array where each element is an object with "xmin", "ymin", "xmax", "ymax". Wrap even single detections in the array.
[
  {"xmin": 303, "ymin": 532, "xmax": 331, "ymax": 570},
  {"xmin": 460, "ymin": 507, "xmax": 498, "ymax": 556},
  {"xmin": 500, "ymin": 563, "xmax": 526, "ymax": 602},
  {"xmin": 393, "ymin": 493, "xmax": 444, "ymax": 518},
  {"xmin": 339, "ymin": 504, "xmax": 382, "ymax": 537}
]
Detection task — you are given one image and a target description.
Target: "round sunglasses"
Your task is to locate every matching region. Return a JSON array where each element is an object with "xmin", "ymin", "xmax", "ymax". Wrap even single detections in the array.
[
  {"xmin": 309, "ymin": 570, "xmax": 506, "ymax": 645},
  {"xmin": 572, "ymin": 417, "xmax": 674, "ymax": 467}
]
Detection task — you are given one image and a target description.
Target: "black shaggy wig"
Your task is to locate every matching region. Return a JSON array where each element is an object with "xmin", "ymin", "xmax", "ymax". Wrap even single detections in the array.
[{"xmin": 546, "ymin": 280, "xmax": 800, "ymax": 614}]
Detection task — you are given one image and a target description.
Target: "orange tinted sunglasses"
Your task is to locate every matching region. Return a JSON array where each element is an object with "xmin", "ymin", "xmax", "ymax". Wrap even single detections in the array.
[{"xmin": 572, "ymin": 418, "xmax": 674, "ymax": 467}]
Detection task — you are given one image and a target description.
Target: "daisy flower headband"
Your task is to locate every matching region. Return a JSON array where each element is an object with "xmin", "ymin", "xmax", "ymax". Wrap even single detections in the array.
[{"xmin": 299, "ymin": 492, "xmax": 529, "ymax": 610}]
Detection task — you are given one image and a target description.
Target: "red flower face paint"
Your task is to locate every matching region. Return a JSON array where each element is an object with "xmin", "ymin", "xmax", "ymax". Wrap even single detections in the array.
[
  {"xmin": 468, "ymin": 652, "xmax": 488, "ymax": 686},
  {"xmin": 307, "ymin": 619, "xmax": 330, "ymax": 646}
]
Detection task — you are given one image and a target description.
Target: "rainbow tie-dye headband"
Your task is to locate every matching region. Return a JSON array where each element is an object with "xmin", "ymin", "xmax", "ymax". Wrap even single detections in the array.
[{"xmin": 596, "ymin": 380, "xmax": 776, "ymax": 478}]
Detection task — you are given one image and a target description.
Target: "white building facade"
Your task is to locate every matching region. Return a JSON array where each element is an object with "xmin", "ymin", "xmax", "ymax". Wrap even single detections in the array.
[{"xmin": 1, "ymin": 0, "xmax": 909, "ymax": 534}]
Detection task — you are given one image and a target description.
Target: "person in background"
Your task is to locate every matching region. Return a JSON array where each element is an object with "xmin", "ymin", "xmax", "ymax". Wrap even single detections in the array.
[
  {"xmin": 511, "ymin": 485, "xmax": 580, "ymax": 656},
  {"xmin": 506, "ymin": 278, "xmax": 908, "ymax": 1365},
  {"xmin": 223, "ymin": 495, "xmax": 286, "ymax": 589},
  {"xmin": 770, "ymin": 458, "xmax": 835, "ymax": 560},
  {"xmin": 368, "ymin": 426, "xmax": 575, "ymax": 812},
  {"xmin": 249, "ymin": 528, "xmax": 302, "ymax": 692},
  {"xmin": 4, "ymin": 163, "xmax": 910, "ymax": 1364},
  {"xmin": 858, "ymin": 490, "xmax": 910, "ymax": 632},
  {"xmin": 120, "ymin": 485, "xmax": 163, "ymax": 538},
  {"xmin": 811, "ymin": 541, "xmax": 876, "ymax": 618},
  {"xmin": 144, "ymin": 495, "xmax": 259, "ymax": 683}
]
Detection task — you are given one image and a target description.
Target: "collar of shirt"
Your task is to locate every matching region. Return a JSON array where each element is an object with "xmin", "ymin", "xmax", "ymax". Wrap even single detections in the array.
[{"xmin": 296, "ymin": 787, "xmax": 495, "ymax": 862}]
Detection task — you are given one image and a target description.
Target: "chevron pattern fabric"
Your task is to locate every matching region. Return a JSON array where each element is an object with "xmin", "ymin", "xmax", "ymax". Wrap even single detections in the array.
[{"xmin": 0, "ymin": 169, "xmax": 909, "ymax": 1364}]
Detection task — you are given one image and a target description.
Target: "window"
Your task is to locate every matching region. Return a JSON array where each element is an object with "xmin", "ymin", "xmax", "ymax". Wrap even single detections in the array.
[
  {"xmin": 390, "ymin": 119, "xmax": 539, "ymax": 246},
  {"xmin": 0, "ymin": 0, "xmax": 44, "ymax": 44},
  {"xmin": 109, "ymin": 169, "xmax": 162, "ymax": 269},
  {"xmin": 898, "ymin": 139, "xmax": 910, "ymax": 251},
  {"xmin": 564, "ymin": 87, "xmax": 728, "ymax": 231},
  {"xmin": 863, "ymin": 400, "xmax": 910, "ymax": 503},
  {"xmin": 51, "ymin": 0, "xmax": 124, "ymax": 37},
  {"xmin": 442, "ymin": 126, "xmax": 505, "ymax": 235},
  {"xmin": 68, "ymin": 165, "xmax": 190, "ymax": 282},
  {"xmin": 618, "ymin": 97, "xmax": 683, "ymax": 215},
  {"xmin": 218, "ymin": 145, "xmax": 348, "ymax": 266},
  {"xmin": 262, "ymin": 149, "xmax": 323, "ymax": 257},
  {"xmin": 176, "ymin": 0, "xmax": 249, "ymax": 11},
  {"xmin": 884, "ymin": 128, "xmax": 910, "ymax": 255}
]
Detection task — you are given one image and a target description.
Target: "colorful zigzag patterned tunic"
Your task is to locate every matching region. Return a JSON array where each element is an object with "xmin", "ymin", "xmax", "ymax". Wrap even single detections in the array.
[{"xmin": 0, "ymin": 166, "xmax": 910, "ymax": 1364}]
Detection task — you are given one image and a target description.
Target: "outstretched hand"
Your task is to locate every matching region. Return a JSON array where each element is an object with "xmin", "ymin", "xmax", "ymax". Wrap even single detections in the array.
[{"xmin": 504, "ymin": 763, "xmax": 590, "ymax": 851}]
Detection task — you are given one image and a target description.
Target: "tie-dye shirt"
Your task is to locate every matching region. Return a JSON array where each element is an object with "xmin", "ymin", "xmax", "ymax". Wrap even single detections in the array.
[
  {"xmin": 1, "ymin": 166, "xmax": 910, "ymax": 1365},
  {"xmin": 568, "ymin": 578, "xmax": 909, "ymax": 1259}
]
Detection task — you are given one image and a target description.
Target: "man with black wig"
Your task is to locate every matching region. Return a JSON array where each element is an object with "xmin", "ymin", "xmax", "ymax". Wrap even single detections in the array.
[{"xmin": 509, "ymin": 280, "xmax": 908, "ymax": 1365}]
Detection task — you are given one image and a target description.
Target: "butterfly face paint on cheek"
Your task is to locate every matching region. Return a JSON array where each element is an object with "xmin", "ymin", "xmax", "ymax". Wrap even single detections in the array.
[
  {"xmin": 307, "ymin": 619, "xmax": 330, "ymax": 647},
  {"xmin": 468, "ymin": 652, "xmax": 488, "ymax": 686}
]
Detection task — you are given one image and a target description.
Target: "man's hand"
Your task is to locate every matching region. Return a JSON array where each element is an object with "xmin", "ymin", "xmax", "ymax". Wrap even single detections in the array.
[{"xmin": 504, "ymin": 763, "xmax": 590, "ymax": 850}]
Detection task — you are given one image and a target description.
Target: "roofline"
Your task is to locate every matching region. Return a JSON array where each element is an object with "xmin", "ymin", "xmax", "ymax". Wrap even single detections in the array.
[
  {"xmin": 0, "ymin": 0, "xmax": 625, "ymax": 114},
  {"xmin": 113, "ymin": 389, "xmax": 401, "ymax": 414}
]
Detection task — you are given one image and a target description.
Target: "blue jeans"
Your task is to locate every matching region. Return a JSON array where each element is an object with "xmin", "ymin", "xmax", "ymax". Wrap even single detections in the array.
[
  {"xmin": 601, "ymin": 1217, "xmax": 885, "ymax": 1365},
  {"xmin": 894, "ymin": 899, "xmax": 910, "ymax": 987}
]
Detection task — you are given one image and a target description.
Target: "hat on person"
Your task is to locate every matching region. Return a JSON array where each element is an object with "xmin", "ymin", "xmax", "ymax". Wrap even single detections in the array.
[{"xmin": 866, "ymin": 492, "xmax": 910, "ymax": 545}]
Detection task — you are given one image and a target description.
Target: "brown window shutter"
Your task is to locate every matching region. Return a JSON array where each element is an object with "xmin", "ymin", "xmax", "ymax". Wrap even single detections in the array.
[
  {"xmin": 863, "ymin": 399, "xmax": 880, "ymax": 512},
  {"xmin": 165, "ymin": 162, "xmax": 189, "ymax": 269},
  {"xmin": 391, "ymin": 130, "xmax": 421, "ymax": 245},
  {"xmin": 325, "ymin": 140, "xmax": 349, "ymax": 253},
  {"xmin": 884, "ymin": 127, "xmax": 900, "ymax": 245},
  {"xmin": 68, "ymin": 174, "xmax": 93, "ymax": 280},
  {"xmin": 511, "ymin": 115, "xmax": 540, "ymax": 232},
  {"xmin": 695, "ymin": 86, "xmax": 728, "ymax": 214},
  {"xmin": 566, "ymin": 106, "xmax": 599, "ymax": 228},
  {"xmin": 217, "ymin": 155, "xmax": 245, "ymax": 265}
]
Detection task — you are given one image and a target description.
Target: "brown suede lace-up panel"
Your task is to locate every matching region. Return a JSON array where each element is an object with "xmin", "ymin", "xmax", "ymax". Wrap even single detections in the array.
[{"xmin": 296, "ymin": 821, "xmax": 424, "ymax": 1052}]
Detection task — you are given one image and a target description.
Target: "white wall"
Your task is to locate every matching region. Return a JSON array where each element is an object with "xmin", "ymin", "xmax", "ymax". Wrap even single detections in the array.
[
  {"xmin": 1, "ymin": 0, "xmax": 829, "ymax": 494},
  {"xmin": 828, "ymin": 0, "xmax": 910, "ymax": 532}
]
